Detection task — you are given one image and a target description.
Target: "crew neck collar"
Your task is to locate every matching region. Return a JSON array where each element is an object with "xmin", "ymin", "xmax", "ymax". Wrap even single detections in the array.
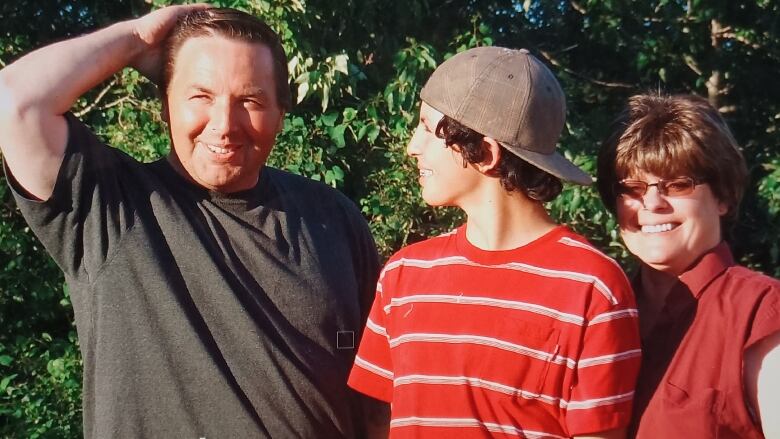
[
  {"xmin": 154, "ymin": 159, "xmax": 269, "ymax": 206},
  {"xmin": 454, "ymin": 223, "xmax": 568, "ymax": 265}
]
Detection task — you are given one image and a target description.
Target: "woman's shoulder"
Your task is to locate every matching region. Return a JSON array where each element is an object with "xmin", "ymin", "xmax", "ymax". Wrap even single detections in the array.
[{"xmin": 723, "ymin": 265, "xmax": 780, "ymax": 297}]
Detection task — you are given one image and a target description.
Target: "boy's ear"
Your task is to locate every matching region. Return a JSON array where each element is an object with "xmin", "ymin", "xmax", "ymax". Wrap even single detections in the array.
[{"xmin": 476, "ymin": 136, "xmax": 502, "ymax": 174}]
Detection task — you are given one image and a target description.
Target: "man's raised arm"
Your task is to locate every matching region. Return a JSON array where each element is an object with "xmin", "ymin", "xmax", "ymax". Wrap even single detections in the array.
[{"xmin": 0, "ymin": 4, "xmax": 206, "ymax": 200}]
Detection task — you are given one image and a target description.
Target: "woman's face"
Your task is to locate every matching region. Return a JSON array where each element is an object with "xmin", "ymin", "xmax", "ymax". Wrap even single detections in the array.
[{"xmin": 616, "ymin": 171, "xmax": 727, "ymax": 275}]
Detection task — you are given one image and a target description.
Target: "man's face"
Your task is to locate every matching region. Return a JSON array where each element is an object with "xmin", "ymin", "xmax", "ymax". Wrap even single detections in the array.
[{"xmin": 164, "ymin": 35, "xmax": 284, "ymax": 193}]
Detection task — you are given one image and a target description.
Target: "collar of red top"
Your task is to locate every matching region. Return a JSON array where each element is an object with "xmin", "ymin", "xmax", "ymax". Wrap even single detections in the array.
[{"xmin": 677, "ymin": 241, "xmax": 734, "ymax": 299}]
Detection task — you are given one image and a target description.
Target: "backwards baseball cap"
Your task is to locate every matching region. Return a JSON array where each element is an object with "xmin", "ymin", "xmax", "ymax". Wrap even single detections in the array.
[{"xmin": 420, "ymin": 46, "xmax": 592, "ymax": 185}]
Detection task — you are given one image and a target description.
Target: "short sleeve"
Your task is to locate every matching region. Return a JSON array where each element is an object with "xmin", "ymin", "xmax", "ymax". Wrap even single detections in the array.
[
  {"xmin": 7, "ymin": 113, "xmax": 135, "ymax": 282},
  {"xmin": 565, "ymin": 272, "xmax": 642, "ymax": 436},
  {"xmin": 348, "ymin": 269, "xmax": 394, "ymax": 403},
  {"xmin": 745, "ymin": 282, "xmax": 780, "ymax": 349}
]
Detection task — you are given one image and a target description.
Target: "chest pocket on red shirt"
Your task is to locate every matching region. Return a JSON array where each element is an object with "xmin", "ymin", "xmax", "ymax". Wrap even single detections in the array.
[
  {"xmin": 478, "ymin": 317, "xmax": 560, "ymax": 398},
  {"xmin": 643, "ymin": 381, "xmax": 723, "ymax": 438}
]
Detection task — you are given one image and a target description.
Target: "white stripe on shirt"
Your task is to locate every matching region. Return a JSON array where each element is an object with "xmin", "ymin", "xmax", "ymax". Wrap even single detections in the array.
[
  {"xmin": 383, "ymin": 256, "xmax": 619, "ymax": 305},
  {"xmin": 353, "ymin": 355, "xmax": 393, "ymax": 379},
  {"xmin": 557, "ymin": 236, "xmax": 633, "ymax": 288},
  {"xmin": 365, "ymin": 317, "xmax": 388, "ymax": 338},
  {"xmin": 390, "ymin": 417, "xmax": 567, "ymax": 438},
  {"xmin": 383, "ymin": 294, "xmax": 585, "ymax": 325},
  {"xmin": 562, "ymin": 391, "xmax": 635, "ymax": 410},
  {"xmin": 393, "ymin": 374, "xmax": 635, "ymax": 410},
  {"xmin": 589, "ymin": 308, "xmax": 639, "ymax": 325},
  {"xmin": 388, "ymin": 333, "xmax": 576, "ymax": 368},
  {"xmin": 578, "ymin": 349, "xmax": 642, "ymax": 368}
]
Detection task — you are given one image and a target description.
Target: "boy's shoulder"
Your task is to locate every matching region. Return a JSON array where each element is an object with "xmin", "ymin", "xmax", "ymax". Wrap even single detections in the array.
[
  {"xmin": 390, "ymin": 228, "xmax": 459, "ymax": 260},
  {"xmin": 536, "ymin": 227, "xmax": 630, "ymax": 284}
]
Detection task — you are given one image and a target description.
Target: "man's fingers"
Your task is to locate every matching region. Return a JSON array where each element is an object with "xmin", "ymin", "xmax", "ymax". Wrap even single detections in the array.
[
  {"xmin": 135, "ymin": 4, "xmax": 210, "ymax": 46},
  {"xmin": 130, "ymin": 3, "xmax": 213, "ymax": 82}
]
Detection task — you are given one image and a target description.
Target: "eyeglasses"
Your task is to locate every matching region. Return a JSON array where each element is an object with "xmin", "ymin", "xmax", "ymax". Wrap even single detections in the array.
[{"xmin": 615, "ymin": 176, "xmax": 702, "ymax": 198}]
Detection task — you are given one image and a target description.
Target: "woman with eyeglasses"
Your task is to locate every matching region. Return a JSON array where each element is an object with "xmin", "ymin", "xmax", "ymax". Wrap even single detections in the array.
[{"xmin": 597, "ymin": 93, "xmax": 780, "ymax": 439}]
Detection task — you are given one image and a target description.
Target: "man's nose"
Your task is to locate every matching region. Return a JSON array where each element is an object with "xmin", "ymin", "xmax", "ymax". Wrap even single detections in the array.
[{"xmin": 208, "ymin": 99, "xmax": 237, "ymax": 137}]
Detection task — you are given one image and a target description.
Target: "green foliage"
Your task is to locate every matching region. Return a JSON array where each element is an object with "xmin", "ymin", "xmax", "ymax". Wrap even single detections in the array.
[
  {"xmin": 1, "ymin": 181, "xmax": 80, "ymax": 437},
  {"xmin": 2, "ymin": 0, "xmax": 780, "ymax": 435},
  {"xmin": 0, "ymin": 333, "xmax": 82, "ymax": 438}
]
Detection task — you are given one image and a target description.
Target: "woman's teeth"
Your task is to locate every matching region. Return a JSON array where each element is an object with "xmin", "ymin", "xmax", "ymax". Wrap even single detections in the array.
[
  {"xmin": 641, "ymin": 223, "xmax": 674, "ymax": 233},
  {"xmin": 420, "ymin": 169, "xmax": 433, "ymax": 177}
]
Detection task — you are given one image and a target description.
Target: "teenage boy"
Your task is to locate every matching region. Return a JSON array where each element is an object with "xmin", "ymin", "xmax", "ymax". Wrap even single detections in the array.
[{"xmin": 349, "ymin": 47, "xmax": 641, "ymax": 439}]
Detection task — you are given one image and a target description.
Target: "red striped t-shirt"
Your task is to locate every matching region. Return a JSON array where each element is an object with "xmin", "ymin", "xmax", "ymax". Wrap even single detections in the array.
[{"xmin": 349, "ymin": 225, "xmax": 641, "ymax": 438}]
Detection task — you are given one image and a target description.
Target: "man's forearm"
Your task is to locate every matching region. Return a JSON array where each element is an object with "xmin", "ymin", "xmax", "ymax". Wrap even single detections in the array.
[
  {"xmin": 0, "ymin": 19, "xmax": 145, "ymax": 200},
  {"xmin": 0, "ymin": 20, "xmax": 144, "ymax": 117},
  {"xmin": 0, "ymin": 5, "xmax": 204, "ymax": 200}
]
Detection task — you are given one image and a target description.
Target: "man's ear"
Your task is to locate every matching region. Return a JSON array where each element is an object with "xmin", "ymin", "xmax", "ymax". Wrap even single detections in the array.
[{"xmin": 476, "ymin": 136, "xmax": 502, "ymax": 174}]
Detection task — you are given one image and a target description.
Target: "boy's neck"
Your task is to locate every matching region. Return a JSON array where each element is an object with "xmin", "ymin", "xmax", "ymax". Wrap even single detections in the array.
[{"xmin": 462, "ymin": 188, "xmax": 557, "ymax": 251}]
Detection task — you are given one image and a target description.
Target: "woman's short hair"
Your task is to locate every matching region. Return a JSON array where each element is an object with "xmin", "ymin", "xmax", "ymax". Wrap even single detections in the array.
[
  {"xmin": 436, "ymin": 115, "xmax": 563, "ymax": 202},
  {"xmin": 160, "ymin": 8, "xmax": 291, "ymax": 111},
  {"xmin": 597, "ymin": 93, "xmax": 748, "ymax": 228}
]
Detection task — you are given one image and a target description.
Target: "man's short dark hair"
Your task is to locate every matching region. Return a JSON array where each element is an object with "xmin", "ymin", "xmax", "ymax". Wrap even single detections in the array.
[
  {"xmin": 436, "ymin": 115, "xmax": 563, "ymax": 202},
  {"xmin": 160, "ymin": 7, "xmax": 292, "ymax": 111}
]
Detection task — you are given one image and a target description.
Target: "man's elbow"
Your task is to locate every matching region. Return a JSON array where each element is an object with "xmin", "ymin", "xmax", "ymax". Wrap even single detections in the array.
[{"xmin": 0, "ymin": 70, "xmax": 23, "ymax": 124}]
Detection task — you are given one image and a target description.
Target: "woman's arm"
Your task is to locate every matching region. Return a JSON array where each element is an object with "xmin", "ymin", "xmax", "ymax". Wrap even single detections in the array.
[{"xmin": 745, "ymin": 330, "xmax": 780, "ymax": 439}]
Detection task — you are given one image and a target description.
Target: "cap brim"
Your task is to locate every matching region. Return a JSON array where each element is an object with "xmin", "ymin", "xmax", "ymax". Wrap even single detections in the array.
[{"xmin": 502, "ymin": 144, "xmax": 593, "ymax": 185}]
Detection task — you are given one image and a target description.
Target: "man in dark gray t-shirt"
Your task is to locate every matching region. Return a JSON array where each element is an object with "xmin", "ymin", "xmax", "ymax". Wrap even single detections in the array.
[{"xmin": 0, "ymin": 5, "xmax": 388, "ymax": 438}]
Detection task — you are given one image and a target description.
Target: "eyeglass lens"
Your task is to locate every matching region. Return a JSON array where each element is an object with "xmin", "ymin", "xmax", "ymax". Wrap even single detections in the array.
[{"xmin": 618, "ymin": 177, "xmax": 696, "ymax": 197}]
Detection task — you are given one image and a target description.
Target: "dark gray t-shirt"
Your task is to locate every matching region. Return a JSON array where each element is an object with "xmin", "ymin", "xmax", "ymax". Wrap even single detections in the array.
[{"xmin": 9, "ymin": 115, "xmax": 381, "ymax": 438}]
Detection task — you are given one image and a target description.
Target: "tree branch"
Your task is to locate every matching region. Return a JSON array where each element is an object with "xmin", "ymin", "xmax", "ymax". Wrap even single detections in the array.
[
  {"xmin": 539, "ymin": 50, "xmax": 634, "ymax": 89},
  {"xmin": 74, "ymin": 77, "xmax": 119, "ymax": 117},
  {"xmin": 570, "ymin": 0, "xmax": 586, "ymax": 14},
  {"xmin": 718, "ymin": 31, "xmax": 762, "ymax": 49},
  {"xmin": 708, "ymin": 19, "xmax": 723, "ymax": 106},
  {"xmin": 683, "ymin": 54, "xmax": 703, "ymax": 75}
]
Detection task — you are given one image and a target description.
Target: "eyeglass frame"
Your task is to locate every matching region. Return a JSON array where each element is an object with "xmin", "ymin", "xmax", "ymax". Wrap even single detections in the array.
[{"xmin": 614, "ymin": 176, "xmax": 704, "ymax": 198}]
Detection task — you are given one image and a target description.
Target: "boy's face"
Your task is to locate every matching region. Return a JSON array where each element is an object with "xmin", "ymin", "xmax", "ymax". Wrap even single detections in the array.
[{"xmin": 406, "ymin": 102, "xmax": 485, "ymax": 208}]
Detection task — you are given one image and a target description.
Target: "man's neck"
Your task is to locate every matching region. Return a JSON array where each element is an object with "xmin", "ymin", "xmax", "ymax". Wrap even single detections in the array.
[{"xmin": 462, "ymin": 186, "xmax": 557, "ymax": 251}]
